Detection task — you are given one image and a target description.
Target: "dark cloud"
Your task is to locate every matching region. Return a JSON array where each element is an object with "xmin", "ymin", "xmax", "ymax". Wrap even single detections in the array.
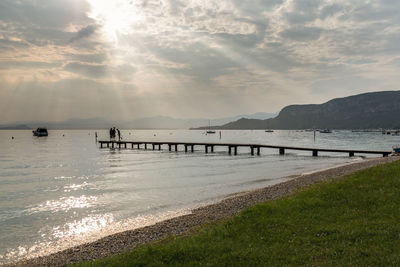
[
  {"xmin": 0, "ymin": 0, "xmax": 92, "ymax": 28},
  {"xmin": 69, "ymin": 25, "xmax": 99, "ymax": 43},
  {"xmin": 283, "ymin": 0, "xmax": 321, "ymax": 25},
  {"xmin": 280, "ymin": 26, "xmax": 322, "ymax": 41},
  {"xmin": 0, "ymin": 0, "xmax": 95, "ymax": 48},
  {"xmin": 0, "ymin": 38, "xmax": 29, "ymax": 52},
  {"xmin": 320, "ymin": 4, "xmax": 344, "ymax": 19}
]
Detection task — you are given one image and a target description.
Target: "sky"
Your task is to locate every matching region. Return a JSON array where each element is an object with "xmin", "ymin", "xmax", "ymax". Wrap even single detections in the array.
[{"xmin": 1, "ymin": 0, "xmax": 400, "ymax": 123}]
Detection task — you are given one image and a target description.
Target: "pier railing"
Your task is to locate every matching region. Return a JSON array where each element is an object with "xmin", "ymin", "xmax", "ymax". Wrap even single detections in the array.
[{"xmin": 98, "ymin": 140, "xmax": 391, "ymax": 157}]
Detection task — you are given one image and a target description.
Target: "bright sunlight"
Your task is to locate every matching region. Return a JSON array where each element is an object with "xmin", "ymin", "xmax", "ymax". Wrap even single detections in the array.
[{"xmin": 87, "ymin": 0, "xmax": 142, "ymax": 43}]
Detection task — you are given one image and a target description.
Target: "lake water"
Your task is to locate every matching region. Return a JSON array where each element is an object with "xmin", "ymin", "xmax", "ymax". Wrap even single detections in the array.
[{"xmin": 0, "ymin": 129, "xmax": 397, "ymax": 264}]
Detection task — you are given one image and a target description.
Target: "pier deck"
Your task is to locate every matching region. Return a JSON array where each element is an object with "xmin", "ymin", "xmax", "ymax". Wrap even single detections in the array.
[{"xmin": 98, "ymin": 140, "xmax": 391, "ymax": 157}]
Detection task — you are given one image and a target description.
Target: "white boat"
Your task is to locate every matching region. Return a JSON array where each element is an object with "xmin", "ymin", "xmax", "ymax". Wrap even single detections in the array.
[{"xmin": 33, "ymin": 128, "xmax": 48, "ymax": 137}]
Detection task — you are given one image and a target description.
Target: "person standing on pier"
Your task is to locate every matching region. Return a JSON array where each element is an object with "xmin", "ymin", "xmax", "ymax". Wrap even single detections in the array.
[
  {"xmin": 109, "ymin": 128, "xmax": 113, "ymax": 140},
  {"xmin": 117, "ymin": 128, "xmax": 121, "ymax": 141}
]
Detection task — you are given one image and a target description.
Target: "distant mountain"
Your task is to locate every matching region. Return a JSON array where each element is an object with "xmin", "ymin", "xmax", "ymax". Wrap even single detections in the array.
[
  {"xmin": 209, "ymin": 91, "xmax": 400, "ymax": 130},
  {"xmin": 213, "ymin": 112, "xmax": 277, "ymax": 125},
  {"xmin": 0, "ymin": 112, "xmax": 277, "ymax": 130}
]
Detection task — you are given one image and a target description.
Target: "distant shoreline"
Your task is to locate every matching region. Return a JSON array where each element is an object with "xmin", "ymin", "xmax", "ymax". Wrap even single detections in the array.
[{"xmin": 8, "ymin": 156, "xmax": 399, "ymax": 267}]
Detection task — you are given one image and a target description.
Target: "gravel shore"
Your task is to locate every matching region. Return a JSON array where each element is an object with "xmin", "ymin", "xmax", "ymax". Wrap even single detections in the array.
[{"xmin": 7, "ymin": 156, "xmax": 399, "ymax": 267}]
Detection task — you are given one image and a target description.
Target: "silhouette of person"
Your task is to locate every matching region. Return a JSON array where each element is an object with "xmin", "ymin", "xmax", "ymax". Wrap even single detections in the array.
[
  {"xmin": 109, "ymin": 128, "xmax": 113, "ymax": 140},
  {"xmin": 117, "ymin": 128, "xmax": 121, "ymax": 141}
]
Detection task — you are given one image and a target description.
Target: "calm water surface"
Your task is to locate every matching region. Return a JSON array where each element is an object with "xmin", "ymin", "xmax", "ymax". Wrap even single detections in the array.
[{"xmin": 0, "ymin": 129, "xmax": 397, "ymax": 263}]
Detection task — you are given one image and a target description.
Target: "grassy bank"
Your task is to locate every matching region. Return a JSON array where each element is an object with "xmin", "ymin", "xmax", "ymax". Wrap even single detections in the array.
[{"xmin": 74, "ymin": 160, "xmax": 400, "ymax": 266}]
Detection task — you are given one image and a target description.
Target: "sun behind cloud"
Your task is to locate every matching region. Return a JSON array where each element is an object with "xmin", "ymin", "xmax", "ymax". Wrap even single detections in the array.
[{"xmin": 87, "ymin": 0, "xmax": 143, "ymax": 44}]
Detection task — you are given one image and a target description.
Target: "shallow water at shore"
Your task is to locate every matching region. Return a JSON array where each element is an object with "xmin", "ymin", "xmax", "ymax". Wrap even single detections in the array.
[{"xmin": 0, "ymin": 129, "xmax": 397, "ymax": 263}]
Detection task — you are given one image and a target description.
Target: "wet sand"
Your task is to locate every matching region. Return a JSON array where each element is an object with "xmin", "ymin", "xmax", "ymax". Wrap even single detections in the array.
[{"xmin": 8, "ymin": 156, "xmax": 399, "ymax": 267}]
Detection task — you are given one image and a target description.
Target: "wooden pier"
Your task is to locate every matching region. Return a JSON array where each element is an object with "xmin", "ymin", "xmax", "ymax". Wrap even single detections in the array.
[{"xmin": 98, "ymin": 140, "xmax": 391, "ymax": 157}]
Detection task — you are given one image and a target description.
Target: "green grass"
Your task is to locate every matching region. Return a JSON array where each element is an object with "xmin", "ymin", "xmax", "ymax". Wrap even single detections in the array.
[{"xmin": 74, "ymin": 160, "xmax": 400, "ymax": 266}]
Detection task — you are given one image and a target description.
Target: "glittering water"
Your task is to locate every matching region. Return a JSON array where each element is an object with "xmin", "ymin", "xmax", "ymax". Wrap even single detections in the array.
[{"xmin": 0, "ymin": 129, "xmax": 397, "ymax": 264}]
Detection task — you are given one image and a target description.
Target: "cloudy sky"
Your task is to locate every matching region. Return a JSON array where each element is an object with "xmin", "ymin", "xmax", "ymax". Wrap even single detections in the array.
[{"xmin": 1, "ymin": 0, "xmax": 400, "ymax": 123}]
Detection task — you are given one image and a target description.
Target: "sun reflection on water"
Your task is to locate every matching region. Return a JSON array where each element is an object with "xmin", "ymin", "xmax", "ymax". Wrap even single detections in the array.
[
  {"xmin": 28, "ymin": 195, "xmax": 97, "ymax": 213},
  {"xmin": 51, "ymin": 214, "xmax": 114, "ymax": 239},
  {"xmin": 2, "ymin": 209, "xmax": 190, "ymax": 264},
  {"xmin": 63, "ymin": 181, "xmax": 93, "ymax": 192}
]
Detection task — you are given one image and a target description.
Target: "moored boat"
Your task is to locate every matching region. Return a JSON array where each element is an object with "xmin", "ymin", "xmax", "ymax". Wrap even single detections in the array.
[
  {"xmin": 319, "ymin": 129, "xmax": 332, "ymax": 133},
  {"xmin": 206, "ymin": 120, "xmax": 216, "ymax": 134},
  {"xmin": 33, "ymin": 128, "xmax": 48, "ymax": 137}
]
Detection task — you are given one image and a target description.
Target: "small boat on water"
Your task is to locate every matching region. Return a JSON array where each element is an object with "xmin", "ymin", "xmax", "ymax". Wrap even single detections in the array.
[
  {"xmin": 319, "ymin": 129, "xmax": 332, "ymax": 133},
  {"xmin": 33, "ymin": 128, "xmax": 48, "ymax": 137},
  {"xmin": 265, "ymin": 130, "xmax": 274, "ymax": 133},
  {"xmin": 206, "ymin": 120, "xmax": 216, "ymax": 134}
]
